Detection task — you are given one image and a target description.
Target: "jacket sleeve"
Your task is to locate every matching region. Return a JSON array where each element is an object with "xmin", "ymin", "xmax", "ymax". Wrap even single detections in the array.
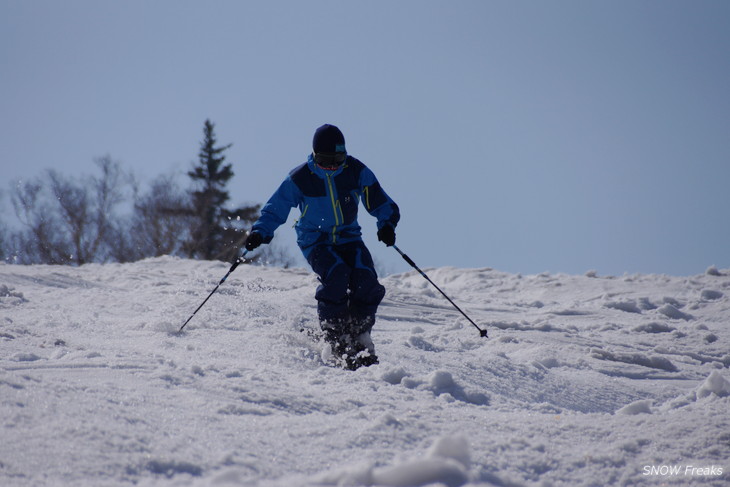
[
  {"xmin": 252, "ymin": 176, "xmax": 301, "ymax": 243},
  {"xmin": 360, "ymin": 166, "xmax": 400, "ymax": 230}
]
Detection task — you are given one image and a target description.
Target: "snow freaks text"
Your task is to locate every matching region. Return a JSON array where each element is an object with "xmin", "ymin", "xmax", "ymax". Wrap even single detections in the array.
[{"xmin": 642, "ymin": 464, "xmax": 724, "ymax": 477}]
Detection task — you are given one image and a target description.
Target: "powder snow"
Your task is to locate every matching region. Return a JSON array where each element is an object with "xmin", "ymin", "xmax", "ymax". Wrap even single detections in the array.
[{"xmin": 1, "ymin": 257, "xmax": 729, "ymax": 486}]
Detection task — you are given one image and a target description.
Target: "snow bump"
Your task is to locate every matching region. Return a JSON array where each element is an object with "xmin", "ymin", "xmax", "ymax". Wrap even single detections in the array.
[
  {"xmin": 616, "ymin": 399, "xmax": 653, "ymax": 415},
  {"xmin": 658, "ymin": 303, "xmax": 693, "ymax": 321},
  {"xmin": 697, "ymin": 371, "xmax": 730, "ymax": 399},
  {"xmin": 427, "ymin": 370, "xmax": 490, "ymax": 406},
  {"xmin": 590, "ymin": 349, "xmax": 678, "ymax": 372}
]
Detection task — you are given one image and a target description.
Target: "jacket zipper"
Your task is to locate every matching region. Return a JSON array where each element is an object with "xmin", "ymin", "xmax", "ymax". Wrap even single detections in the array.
[
  {"xmin": 326, "ymin": 173, "xmax": 340, "ymax": 243},
  {"xmin": 293, "ymin": 204, "xmax": 309, "ymax": 227}
]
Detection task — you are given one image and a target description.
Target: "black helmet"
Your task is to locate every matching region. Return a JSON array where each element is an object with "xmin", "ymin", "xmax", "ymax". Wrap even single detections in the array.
[{"xmin": 312, "ymin": 124, "xmax": 346, "ymax": 167}]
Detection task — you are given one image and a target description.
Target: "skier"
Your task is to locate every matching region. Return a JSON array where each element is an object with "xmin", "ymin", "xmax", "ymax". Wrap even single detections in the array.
[{"xmin": 242, "ymin": 124, "xmax": 399, "ymax": 370}]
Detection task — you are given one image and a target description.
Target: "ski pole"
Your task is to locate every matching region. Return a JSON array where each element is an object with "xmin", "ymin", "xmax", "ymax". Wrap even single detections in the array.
[
  {"xmin": 393, "ymin": 245, "xmax": 488, "ymax": 338},
  {"xmin": 178, "ymin": 250, "xmax": 249, "ymax": 333}
]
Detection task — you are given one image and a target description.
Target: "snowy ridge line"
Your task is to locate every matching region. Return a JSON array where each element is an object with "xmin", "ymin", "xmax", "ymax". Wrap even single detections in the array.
[
  {"xmin": 2, "ymin": 362, "xmax": 154, "ymax": 372},
  {"xmin": 1, "ymin": 258, "xmax": 729, "ymax": 486},
  {"xmin": 654, "ymin": 348, "xmax": 730, "ymax": 367},
  {"xmin": 590, "ymin": 348, "xmax": 678, "ymax": 372}
]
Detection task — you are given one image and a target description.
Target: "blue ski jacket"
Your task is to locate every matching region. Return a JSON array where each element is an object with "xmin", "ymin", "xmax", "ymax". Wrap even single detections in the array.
[{"xmin": 252, "ymin": 155, "xmax": 400, "ymax": 258}]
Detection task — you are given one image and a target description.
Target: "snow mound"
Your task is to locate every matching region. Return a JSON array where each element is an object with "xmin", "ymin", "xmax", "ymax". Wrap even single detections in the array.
[
  {"xmin": 706, "ymin": 265, "xmax": 722, "ymax": 276},
  {"xmin": 616, "ymin": 399, "xmax": 653, "ymax": 415},
  {"xmin": 0, "ymin": 284, "xmax": 26, "ymax": 305},
  {"xmin": 314, "ymin": 436, "xmax": 471, "ymax": 487},
  {"xmin": 701, "ymin": 289, "xmax": 723, "ymax": 301},
  {"xmin": 663, "ymin": 371, "xmax": 730, "ymax": 411},
  {"xmin": 426, "ymin": 370, "xmax": 490, "ymax": 406},
  {"xmin": 697, "ymin": 370, "xmax": 730, "ymax": 399},
  {"xmin": 590, "ymin": 348, "xmax": 678, "ymax": 372},
  {"xmin": 658, "ymin": 303, "xmax": 693, "ymax": 320},
  {"xmin": 605, "ymin": 300, "xmax": 642, "ymax": 314},
  {"xmin": 632, "ymin": 322, "xmax": 675, "ymax": 334},
  {"xmin": 373, "ymin": 456, "xmax": 468, "ymax": 487}
]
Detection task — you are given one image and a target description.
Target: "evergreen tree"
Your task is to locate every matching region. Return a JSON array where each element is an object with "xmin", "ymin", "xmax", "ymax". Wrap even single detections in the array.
[{"xmin": 185, "ymin": 119, "xmax": 258, "ymax": 261}]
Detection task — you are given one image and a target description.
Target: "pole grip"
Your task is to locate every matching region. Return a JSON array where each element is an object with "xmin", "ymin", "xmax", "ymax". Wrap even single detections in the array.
[
  {"xmin": 401, "ymin": 252, "xmax": 417, "ymax": 269},
  {"xmin": 221, "ymin": 250, "xmax": 247, "ymax": 285},
  {"xmin": 394, "ymin": 245, "xmax": 416, "ymax": 268}
]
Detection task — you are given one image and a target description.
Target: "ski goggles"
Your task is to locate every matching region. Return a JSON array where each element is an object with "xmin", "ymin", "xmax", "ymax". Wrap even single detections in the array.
[{"xmin": 314, "ymin": 152, "xmax": 346, "ymax": 168}]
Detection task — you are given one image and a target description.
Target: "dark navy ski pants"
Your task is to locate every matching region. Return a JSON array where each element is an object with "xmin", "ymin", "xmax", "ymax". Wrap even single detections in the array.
[{"xmin": 306, "ymin": 240, "xmax": 385, "ymax": 327}]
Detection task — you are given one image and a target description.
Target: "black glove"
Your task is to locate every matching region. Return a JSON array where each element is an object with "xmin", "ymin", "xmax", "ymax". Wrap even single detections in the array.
[
  {"xmin": 377, "ymin": 225, "xmax": 396, "ymax": 247},
  {"xmin": 244, "ymin": 232, "xmax": 263, "ymax": 251}
]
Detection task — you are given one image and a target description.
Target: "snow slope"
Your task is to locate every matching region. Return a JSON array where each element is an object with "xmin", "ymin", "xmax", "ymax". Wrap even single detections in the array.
[{"xmin": 1, "ymin": 257, "xmax": 729, "ymax": 486}]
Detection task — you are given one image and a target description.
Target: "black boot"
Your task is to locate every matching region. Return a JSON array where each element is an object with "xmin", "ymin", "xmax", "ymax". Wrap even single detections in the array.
[
  {"xmin": 350, "ymin": 315, "xmax": 375, "ymax": 337},
  {"xmin": 321, "ymin": 319, "xmax": 350, "ymax": 358},
  {"xmin": 344, "ymin": 315, "xmax": 379, "ymax": 370},
  {"xmin": 321, "ymin": 316, "xmax": 379, "ymax": 370}
]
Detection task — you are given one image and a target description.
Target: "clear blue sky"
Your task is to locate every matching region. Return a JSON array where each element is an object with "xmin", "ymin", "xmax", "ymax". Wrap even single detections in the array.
[{"xmin": 2, "ymin": 0, "xmax": 729, "ymax": 276}]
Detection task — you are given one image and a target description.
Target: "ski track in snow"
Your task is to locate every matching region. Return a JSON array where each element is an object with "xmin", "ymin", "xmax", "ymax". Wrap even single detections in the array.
[{"xmin": 1, "ymin": 257, "xmax": 729, "ymax": 486}]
